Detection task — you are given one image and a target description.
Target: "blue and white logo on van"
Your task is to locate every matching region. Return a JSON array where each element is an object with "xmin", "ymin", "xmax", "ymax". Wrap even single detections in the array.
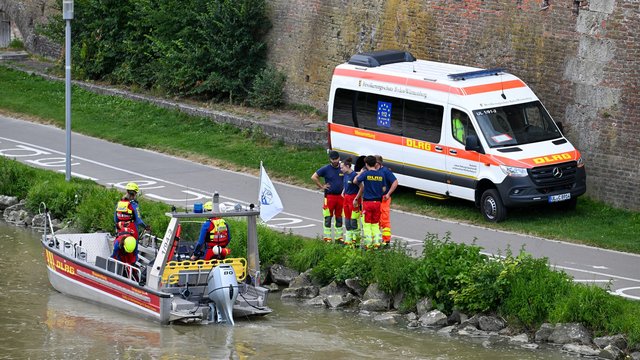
[{"xmin": 377, "ymin": 101, "xmax": 392, "ymax": 128}]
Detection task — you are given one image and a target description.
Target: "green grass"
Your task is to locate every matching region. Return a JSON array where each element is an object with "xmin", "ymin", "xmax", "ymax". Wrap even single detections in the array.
[{"xmin": 1, "ymin": 65, "xmax": 638, "ymax": 253}]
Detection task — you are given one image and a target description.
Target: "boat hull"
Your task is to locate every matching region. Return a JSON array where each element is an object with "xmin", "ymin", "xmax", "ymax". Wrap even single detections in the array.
[{"xmin": 43, "ymin": 246, "xmax": 172, "ymax": 324}]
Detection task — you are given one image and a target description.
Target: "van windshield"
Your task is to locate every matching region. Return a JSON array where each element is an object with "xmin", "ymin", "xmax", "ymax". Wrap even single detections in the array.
[{"xmin": 473, "ymin": 101, "xmax": 562, "ymax": 148}]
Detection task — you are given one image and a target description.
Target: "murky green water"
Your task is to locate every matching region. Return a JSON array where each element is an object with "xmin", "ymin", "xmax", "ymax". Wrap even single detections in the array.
[{"xmin": 0, "ymin": 221, "xmax": 574, "ymax": 359}]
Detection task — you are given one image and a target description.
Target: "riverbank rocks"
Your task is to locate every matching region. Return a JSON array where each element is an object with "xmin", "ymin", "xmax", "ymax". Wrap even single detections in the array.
[
  {"xmin": 359, "ymin": 283, "xmax": 391, "ymax": 312},
  {"xmin": 3, "ymin": 200, "xmax": 31, "ymax": 226},
  {"xmin": 594, "ymin": 334, "xmax": 628, "ymax": 350},
  {"xmin": 281, "ymin": 270, "xmax": 320, "ymax": 300},
  {"xmin": 547, "ymin": 323, "xmax": 592, "ymax": 345},
  {"xmin": 0, "ymin": 195, "xmax": 19, "ymax": 210},
  {"xmin": 267, "ymin": 264, "xmax": 299, "ymax": 286},
  {"xmin": 419, "ymin": 310, "xmax": 448, "ymax": 327}
]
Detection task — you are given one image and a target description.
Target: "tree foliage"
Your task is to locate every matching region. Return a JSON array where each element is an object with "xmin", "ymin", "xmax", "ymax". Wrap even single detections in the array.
[{"xmin": 42, "ymin": 0, "xmax": 273, "ymax": 102}]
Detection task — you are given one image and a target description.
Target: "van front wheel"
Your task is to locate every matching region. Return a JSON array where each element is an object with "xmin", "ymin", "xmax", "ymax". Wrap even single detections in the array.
[{"xmin": 481, "ymin": 189, "xmax": 507, "ymax": 222}]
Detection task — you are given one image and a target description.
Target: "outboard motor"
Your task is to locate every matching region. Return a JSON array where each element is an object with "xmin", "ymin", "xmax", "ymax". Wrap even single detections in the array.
[{"xmin": 207, "ymin": 264, "xmax": 238, "ymax": 325}]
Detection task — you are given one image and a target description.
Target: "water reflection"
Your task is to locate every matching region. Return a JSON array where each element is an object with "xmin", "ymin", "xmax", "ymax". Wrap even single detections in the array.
[{"xmin": 0, "ymin": 222, "xmax": 573, "ymax": 359}]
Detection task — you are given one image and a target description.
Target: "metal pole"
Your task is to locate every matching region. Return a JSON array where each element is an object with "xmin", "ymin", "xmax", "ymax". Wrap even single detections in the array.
[{"xmin": 64, "ymin": 18, "xmax": 71, "ymax": 181}]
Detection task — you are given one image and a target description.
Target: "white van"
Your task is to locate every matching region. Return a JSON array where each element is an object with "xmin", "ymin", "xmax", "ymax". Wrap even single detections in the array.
[{"xmin": 327, "ymin": 50, "xmax": 586, "ymax": 222}]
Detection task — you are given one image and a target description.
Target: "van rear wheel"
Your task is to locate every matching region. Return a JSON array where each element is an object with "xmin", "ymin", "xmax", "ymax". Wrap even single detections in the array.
[{"xmin": 481, "ymin": 189, "xmax": 507, "ymax": 222}]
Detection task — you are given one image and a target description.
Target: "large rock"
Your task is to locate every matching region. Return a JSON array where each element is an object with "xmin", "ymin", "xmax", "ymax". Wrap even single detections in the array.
[
  {"xmin": 478, "ymin": 315, "xmax": 506, "ymax": 332},
  {"xmin": 326, "ymin": 293, "xmax": 359, "ymax": 309},
  {"xmin": 281, "ymin": 286, "xmax": 319, "ymax": 299},
  {"xmin": 268, "ymin": 264, "xmax": 299, "ymax": 286},
  {"xmin": 288, "ymin": 270, "xmax": 313, "ymax": 288},
  {"xmin": 373, "ymin": 312, "xmax": 401, "ymax": 325},
  {"xmin": 359, "ymin": 299, "xmax": 389, "ymax": 312},
  {"xmin": 418, "ymin": 310, "xmax": 448, "ymax": 328},
  {"xmin": 594, "ymin": 334, "xmax": 627, "ymax": 350},
  {"xmin": 534, "ymin": 323, "xmax": 555, "ymax": 342},
  {"xmin": 344, "ymin": 278, "xmax": 366, "ymax": 297},
  {"xmin": 3, "ymin": 201, "xmax": 31, "ymax": 226},
  {"xmin": 415, "ymin": 297, "xmax": 433, "ymax": 316},
  {"xmin": 599, "ymin": 345, "xmax": 625, "ymax": 360},
  {"xmin": 362, "ymin": 283, "xmax": 391, "ymax": 309},
  {"xmin": 319, "ymin": 281, "xmax": 350, "ymax": 297},
  {"xmin": 548, "ymin": 323, "xmax": 592, "ymax": 345},
  {"xmin": 304, "ymin": 296, "xmax": 327, "ymax": 307},
  {"xmin": 561, "ymin": 344, "xmax": 600, "ymax": 357},
  {"xmin": 0, "ymin": 195, "xmax": 19, "ymax": 210}
]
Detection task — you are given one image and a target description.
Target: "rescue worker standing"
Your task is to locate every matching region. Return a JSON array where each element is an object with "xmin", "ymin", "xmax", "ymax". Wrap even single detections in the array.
[
  {"xmin": 191, "ymin": 201, "xmax": 232, "ymax": 261},
  {"xmin": 374, "ymin": 155, "xmax": 398, "ymax": 246},
  {"xmin": 311, "ymin": 150, "xmax": 344, "ymax": 243},
  {"xmin": 353, "ymin": 155, "xmax": 387, "ymax": 249},
  {"xmin": 340, "ymin": 158, "xmax": 361, "ymax": 247},
  {"xmin": 114, "ymin": 182, "xmax": 148, "ymax": 240}
]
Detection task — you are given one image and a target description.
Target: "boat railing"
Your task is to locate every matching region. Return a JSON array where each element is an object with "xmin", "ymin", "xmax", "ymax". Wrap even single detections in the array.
[{"xmin": 95, "ymin": 256, "xmax": 143, "ymax": 283}]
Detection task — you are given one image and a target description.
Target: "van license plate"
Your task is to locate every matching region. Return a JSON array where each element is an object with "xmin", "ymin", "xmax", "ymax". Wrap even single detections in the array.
[{"xmin": 548, "ymin": 193, "xmax": 571, "ymax": 203}]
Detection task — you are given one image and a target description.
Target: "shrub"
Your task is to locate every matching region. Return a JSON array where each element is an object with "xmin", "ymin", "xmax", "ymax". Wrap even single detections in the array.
[
  {"xmin": 499, "ymin": 254, "xmax": 573, "ymax": 329},
  {"xmin": 450, "ymin": 254, "xmax": 506, "ymax": 314},
  {"xmin": 248, "ymin": 66, "xmax": 287, "ymax": 109},
  {"xmin": 0, "ymin": 158, "xmax": 40, "ymax": 198},
  {"xmin": 408, "ymin": 233, "xmax": 486, "ymax": 312}
]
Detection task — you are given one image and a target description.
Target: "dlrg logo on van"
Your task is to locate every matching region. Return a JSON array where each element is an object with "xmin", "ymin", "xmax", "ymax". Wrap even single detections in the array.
[{"xmin": 328, "ymin": 50, "xmax": 586, "ymax": 222}]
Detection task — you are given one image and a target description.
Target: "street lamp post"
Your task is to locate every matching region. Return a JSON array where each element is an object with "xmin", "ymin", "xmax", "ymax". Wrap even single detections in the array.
[{"xmin": 63, "ymin": 0, "xmax": 73, "ymax": 181}]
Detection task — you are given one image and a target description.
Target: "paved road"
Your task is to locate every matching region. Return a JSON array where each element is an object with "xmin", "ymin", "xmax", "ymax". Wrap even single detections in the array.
[{"xmin": 1, "ymin": 115, "xmax": 639, "ymax": 299}]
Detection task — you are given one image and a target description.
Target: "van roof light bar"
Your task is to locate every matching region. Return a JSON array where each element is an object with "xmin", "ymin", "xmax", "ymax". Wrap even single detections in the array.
[
  {"xmin": 447, "ymin": 68, "xmax": 506, "ymax": 81},
  {"xmin": 348, "ymin": 50, "xmax": 416, "ymax": 67}
]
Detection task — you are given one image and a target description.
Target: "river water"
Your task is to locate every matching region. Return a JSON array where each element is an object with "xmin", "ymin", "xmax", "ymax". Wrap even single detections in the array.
[{"xmin": 0, "ymin": 221, "xmax": 575, "ymax": 359}]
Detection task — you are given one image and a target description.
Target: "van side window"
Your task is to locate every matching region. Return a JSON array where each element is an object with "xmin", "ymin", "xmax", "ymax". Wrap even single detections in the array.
[
  {"xmin": 333, "ymin": 88, "xmax": 356, "ymax": 126},
  {"xmin": 403, "ymin": 100, "xmax": 443, "ymax": 143},
  {"xmin": 355, "ymin": 92, "xmax": 404, "ymax": 135},
  {"xmin": 451, "ymin": 109, "xmax": 475, "ymax": 145},
  {"xmin": 332, "ymin": 88, "xmax": 443, "ymax": 141}
]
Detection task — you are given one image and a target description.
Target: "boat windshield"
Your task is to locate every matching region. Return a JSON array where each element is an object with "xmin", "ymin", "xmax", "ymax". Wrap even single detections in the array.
[{"xmin": 472, "ymin": 101, "xmax": 562, "ymax": 148}]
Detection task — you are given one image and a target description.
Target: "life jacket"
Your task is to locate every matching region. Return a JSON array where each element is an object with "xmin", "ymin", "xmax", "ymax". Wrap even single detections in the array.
[
  {"xmin": 116, "ymin": 220, "xmax": 139, "ymax": 240},
  {"xmin": 112, "ymin": 234, "xmax": 137, "ymax": 265},
  {"xmin": 205, "ymin": 218, "xmax": 229, "ymax": 248},
  {"xmin": 116, "ymin": 199, "xmax": 135, "ymax": 222}
]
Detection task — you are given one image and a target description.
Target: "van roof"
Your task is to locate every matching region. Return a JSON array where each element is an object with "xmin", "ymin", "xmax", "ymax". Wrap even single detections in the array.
[{"xmin": 336, "ymin": 50, "xmax": 528, "ymax": 98}]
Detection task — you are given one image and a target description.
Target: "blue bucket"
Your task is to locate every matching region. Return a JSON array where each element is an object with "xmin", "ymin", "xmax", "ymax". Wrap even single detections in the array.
[{"xmin": 193, "ymin": 202, "xmax": 203, "ymax": 213}]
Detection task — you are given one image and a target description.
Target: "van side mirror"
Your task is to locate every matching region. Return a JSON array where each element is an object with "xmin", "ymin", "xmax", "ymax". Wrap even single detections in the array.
[
  {"xmin": 555, "ymin": 121, "xmax": 564, "ymax": 134},
  {"xmin": 465, "ymin": 135, "xmax": 484, "ymax": 154}
]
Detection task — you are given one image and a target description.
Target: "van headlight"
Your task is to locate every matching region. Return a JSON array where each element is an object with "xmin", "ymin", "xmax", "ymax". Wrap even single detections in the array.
[
  {"xmin": 576, "ymin": 157, "xmax": 585, "ymax": 168},
  {"xmin": 500, "ymin": 165, "xmax": 528, "ymax": 177}
]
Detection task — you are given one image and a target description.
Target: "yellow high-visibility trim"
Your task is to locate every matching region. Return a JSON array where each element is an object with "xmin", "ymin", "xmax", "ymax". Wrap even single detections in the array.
[{"xmin": 160, "ymin": 257, "xmax": 246, "ymax": 285}]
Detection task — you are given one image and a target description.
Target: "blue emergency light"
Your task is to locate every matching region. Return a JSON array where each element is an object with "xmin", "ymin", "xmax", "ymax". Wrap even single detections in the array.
[{"xmin": 447, "ymin": 68, "xmax": 505, "ymax": 81}]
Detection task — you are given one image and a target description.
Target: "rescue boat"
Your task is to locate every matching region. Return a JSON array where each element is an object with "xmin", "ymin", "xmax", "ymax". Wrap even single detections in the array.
[{"xmin": 41, "ymin": 201, "xmax": 272, "ymax": 325}]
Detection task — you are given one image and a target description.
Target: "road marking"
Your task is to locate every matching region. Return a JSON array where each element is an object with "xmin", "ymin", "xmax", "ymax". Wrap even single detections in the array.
[{"xmin": 56, "ymin": 170, "xmax": 97, "ymax": 181}]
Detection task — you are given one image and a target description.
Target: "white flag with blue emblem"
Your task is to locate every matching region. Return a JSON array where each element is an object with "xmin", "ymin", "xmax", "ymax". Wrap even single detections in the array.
[{"xmin": 258, "ymin": 162, "xmax": 283, "ymax": 222}]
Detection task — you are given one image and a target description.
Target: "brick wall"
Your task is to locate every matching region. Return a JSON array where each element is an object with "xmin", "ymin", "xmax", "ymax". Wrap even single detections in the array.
[{"xmin": 266, "ymin": 0, "xmax": 640, "ymax": 210}]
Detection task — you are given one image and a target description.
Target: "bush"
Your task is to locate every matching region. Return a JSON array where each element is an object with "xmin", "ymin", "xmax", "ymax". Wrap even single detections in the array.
[
  {"xmin": 408, "ymin": 233, "xmax": 486, "ymax": 312},
  {"xmin": 0, "ymin": 157, "xmax": 40, "ymax": 198},
  {"xmin": 500, "ymin": 254, "xmax": 573, "ymax": 329},
  {"xmin": 248, "ymin": 66, "xmax": 287, "ymax": 109},
  {"xmin": 41, "ymin": 0, "xmax": 272, "ymax": 102}
]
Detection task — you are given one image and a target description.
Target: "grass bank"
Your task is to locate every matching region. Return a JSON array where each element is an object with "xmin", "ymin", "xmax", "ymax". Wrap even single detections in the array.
[
  {"xmin": 2, "ymin": 156, "xmax": 639, "ymax": 346},
  {"xmin": 0, "ymin": 64, "xmax": 638, "ymax": 253}
]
